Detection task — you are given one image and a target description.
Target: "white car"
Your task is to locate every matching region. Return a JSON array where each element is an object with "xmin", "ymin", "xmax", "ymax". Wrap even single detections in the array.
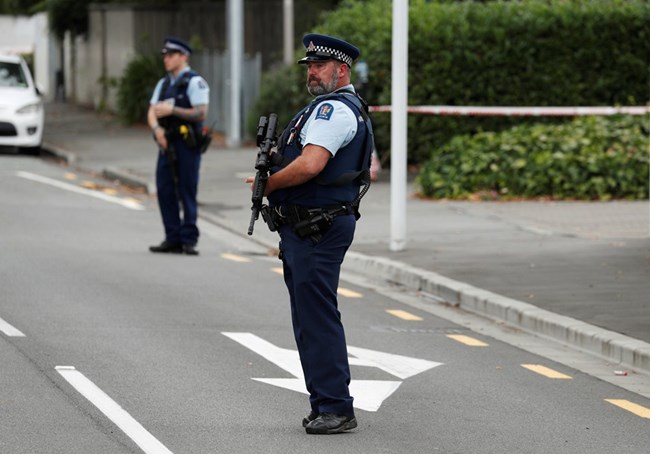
[{"xmin": 0, "ymin": 54, "xmax": 44, "ymax": 153}]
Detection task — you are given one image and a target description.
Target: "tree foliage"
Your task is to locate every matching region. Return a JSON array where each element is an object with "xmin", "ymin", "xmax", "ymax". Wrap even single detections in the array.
[{"xmin": 251, "ymin": 0, "xmax": 650, "ymax": 164}]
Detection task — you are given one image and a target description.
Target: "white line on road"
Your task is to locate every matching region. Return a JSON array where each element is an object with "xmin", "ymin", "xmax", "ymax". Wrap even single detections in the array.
[
  {"xmin": 0, "ymin": 316, "xmax": 26, "ymax": 337},
  {"xmin": 55, "ymin": 366, "xmax": 173, "ymax": 454},
  {"xmin": 16, "ymin": 171, "xmax": 145, "ymax": 211}
]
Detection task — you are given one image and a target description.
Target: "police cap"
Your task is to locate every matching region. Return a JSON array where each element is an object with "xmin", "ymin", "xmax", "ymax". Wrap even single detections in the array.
[
  {"xmin": 298, "ymin": 34, "xmax": 360, "ymax": 67},
  {"xmin": 161, "ymin": 36, "xmax": 192, "ymax": 56}
]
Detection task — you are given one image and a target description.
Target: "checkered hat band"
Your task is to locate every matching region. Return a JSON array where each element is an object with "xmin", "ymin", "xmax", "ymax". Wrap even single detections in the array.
[
  {"xmin": 164, "ymin": 42, "xmax": 189, "ymax": 54},
  {"xmin": 309, "ymin": 45, "xmax": 353, "ymax": 66}
]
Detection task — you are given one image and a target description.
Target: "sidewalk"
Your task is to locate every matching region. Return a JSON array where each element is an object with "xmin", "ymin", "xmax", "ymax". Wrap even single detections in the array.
[{"xmin": 41, "ymin": 102, "xmax": 650, "ymax": 374}]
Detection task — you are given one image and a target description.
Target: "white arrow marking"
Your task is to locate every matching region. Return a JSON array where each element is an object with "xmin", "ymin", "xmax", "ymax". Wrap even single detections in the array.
[
  {"xmin": 223, "ymin": 332, "xmax": 442, "ymax": 412},
  {"xmin": 347, "ymin": 346, "xmax": 442, "ymax": 379},
  {"xmin": 223, "ymin": 332, "xmax": 303, "ymax": 378}
]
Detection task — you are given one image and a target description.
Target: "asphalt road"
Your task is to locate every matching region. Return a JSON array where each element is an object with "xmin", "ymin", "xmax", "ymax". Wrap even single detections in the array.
[{"xmin": 2, "ymin": 154, "xmax": 649, "ymax": 453}]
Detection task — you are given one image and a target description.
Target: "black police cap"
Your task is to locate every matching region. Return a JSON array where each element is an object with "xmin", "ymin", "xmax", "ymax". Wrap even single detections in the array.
[{"xmin": 298, "ymin": 33, "xmax": 360, "ymax": 67}]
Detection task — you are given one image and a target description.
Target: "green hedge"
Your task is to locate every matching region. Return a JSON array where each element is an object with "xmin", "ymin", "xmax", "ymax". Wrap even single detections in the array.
[
  {"xmin": 417, "ymin": 115, "xmax": 650, "ymax": 200},
  {"xmin": 250, "ymin": 0, "xmax": 650, "ymax": 163}
]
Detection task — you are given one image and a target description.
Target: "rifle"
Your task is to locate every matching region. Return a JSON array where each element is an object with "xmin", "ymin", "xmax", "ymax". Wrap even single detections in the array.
[{"xmin": 248, "ymin": 113, "xmax": 278, "ymax": 235}]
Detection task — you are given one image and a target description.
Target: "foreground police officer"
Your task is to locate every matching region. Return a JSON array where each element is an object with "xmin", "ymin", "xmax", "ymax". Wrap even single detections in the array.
[
  {"xmin": 148, "ymin": 37, "xmax": 209, "ymax": 255},
  {"xmin": 247, "ymin": 34, "xmax": 374, "ymax": 434}
]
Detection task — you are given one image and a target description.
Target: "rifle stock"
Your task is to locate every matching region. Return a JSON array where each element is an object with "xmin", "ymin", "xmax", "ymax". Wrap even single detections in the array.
[{"xmin": 248, "ymin": 113, "xmax": 278, "ymax": 235}]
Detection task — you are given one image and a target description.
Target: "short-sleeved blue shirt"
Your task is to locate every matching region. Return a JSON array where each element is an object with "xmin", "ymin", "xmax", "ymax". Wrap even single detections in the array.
[{"xmin": 150, "ymin": 66, "xmax": 209, "ymax": 106}]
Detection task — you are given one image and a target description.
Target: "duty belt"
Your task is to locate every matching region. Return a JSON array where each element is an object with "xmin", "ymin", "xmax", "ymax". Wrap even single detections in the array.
[{"xmin": 261, "ymin": 204, "xmax": 352, "ymax": 239}]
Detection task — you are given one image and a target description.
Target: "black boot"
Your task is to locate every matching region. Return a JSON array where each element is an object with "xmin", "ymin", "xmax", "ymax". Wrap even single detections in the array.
[
  {"xmin": 305, "ymin": 413, "xmax": 357, "ymax": 434},
  {"xmin": 182, "ymin": 244, "xmax": 199, "ymax": 255},
  {"xmin": 302, "ymin": 411, "xmax": 318, "ymax": 428},
  {"xmin": 149, "ymin": 241, "xmax": 183, "ymax": 253}
]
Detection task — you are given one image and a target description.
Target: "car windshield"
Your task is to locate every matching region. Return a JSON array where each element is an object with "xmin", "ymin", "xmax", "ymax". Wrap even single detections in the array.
[{"xmin": 0, "ymin": 61, "xmax": 28, "ymax": 88}]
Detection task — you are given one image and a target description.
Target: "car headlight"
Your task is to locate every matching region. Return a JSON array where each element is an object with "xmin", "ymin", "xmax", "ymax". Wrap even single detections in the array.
[{"xmin": 16, "ymin": 102, "xmax": 42, "ymax": 114}]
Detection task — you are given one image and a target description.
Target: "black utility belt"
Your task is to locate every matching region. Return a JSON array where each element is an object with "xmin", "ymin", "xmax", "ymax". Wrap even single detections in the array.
[
  {"xmin": 165, "ymin": 124, "xmax": 211, "ymax": 153},
  {"xmin": 261, "ymin": 204, "xmax": 352, "ymax": 239}
]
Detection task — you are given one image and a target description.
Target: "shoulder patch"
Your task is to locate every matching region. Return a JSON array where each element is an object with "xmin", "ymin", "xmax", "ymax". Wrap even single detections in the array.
[
  {"xmin": 197, "ymin": 79, "xmax": 207, "ymax": 90},
  {"xmin": 315, "ymin": 103, "xmax": 334, "ymax": 121}
]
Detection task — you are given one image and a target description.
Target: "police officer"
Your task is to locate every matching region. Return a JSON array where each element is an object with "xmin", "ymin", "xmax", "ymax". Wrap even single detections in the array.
[
  {"xmin": 148, "ymin": 37, "xmax": 209, "ymax": 255},
  {"xmin": 247, "ymin": 34, "xmax": 373, "ymax": 434}
]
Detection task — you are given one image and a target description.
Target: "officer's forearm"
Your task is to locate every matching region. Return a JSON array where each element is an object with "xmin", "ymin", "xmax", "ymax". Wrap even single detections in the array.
[
  {"xmin": 171, "ymin": 105, "xmax": 207, "ymax": 122},
  {"xmin": 266, "ymin": 148, "xmax": 330, "ymax": 194},
  {"xmin": 147, "ymin": 105, "xmax": 160, "ymax": 130}
]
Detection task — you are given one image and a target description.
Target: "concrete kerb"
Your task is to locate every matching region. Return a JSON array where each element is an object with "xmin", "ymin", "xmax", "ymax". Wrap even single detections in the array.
[
  {"xmin": 41, "ymin": 144, "xmax": 155, "ymax": 194},
  {"xmin": 102, "ymin": 167, "xmax": 155, "ymax": 194},
  {"xmin": 342, "ymin": 251, "xmax": 650, "ymax": 375},
  {"xmin": 39, "ymin": 143, "xmax": 650, "ymax": 375},
  {"xmin": 41, "ymin": 141, "xmax": 77, "ymax": 164}
]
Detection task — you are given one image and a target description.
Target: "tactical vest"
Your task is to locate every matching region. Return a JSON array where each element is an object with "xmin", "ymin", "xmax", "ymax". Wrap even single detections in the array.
[
  {"xmin": 268, "ymin": 90, "xmax": 374, "ymax": 208},
  {"xmin": 157, "ymin": 70, "xmax": 203, "ymax": 140}
]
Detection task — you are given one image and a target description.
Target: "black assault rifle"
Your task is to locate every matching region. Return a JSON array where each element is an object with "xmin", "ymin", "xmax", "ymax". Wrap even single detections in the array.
[{"xmin": 247, "ymin": 113, "xmax": 278, "ymax": 235}]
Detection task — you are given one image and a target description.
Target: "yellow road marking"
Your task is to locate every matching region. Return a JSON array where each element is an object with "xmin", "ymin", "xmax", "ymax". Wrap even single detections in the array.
[
  {"xmin": 605, "ymin": 399, "xmax": 650, "ymax": 419},
  {"xmin": 102, "ymin": 188, "xmax": 118, "ymax": 196},
  {"xmin": 221, "ymin": 253, "xmax": 250, "ymax": 263},
  {"xmin": 267, "ymin": 268, "xmax": 362, "ymax": 300},
  {"xmin": 386, "ymin": 309, "xmax": 423, "ymax": 321},
  {"xmin": 64, "ymin": 172, "xmax": 77, "ymax": 180},
  {"xmin": 447, "ymin": 334, "xmax": 488, "ymax": 347},
  {"xmin": 521, "ymin": 364, "xmax": 572, "ymax": 379},
  {"xmin": 81, "ymin": 181, "xmax": 97, "ymax": 189},
  {"xmin": 338, "ymin": 287, "xmax": 362, "ymax": 298}
]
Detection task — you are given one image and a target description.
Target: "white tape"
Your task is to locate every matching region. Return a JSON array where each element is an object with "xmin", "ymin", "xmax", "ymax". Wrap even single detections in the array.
[{"xmin": 368, "ymin": 105, "xmax": 650, "ymax": 116}]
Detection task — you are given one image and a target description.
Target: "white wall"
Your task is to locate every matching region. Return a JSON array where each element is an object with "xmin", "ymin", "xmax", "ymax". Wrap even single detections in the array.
[
  {"xmin": 0, "ymin": 13, "xmax": 58, "ymax": 99},
  {"xmin": 70, "ymin": 7, "xmax": 136, "ymax": 110}
]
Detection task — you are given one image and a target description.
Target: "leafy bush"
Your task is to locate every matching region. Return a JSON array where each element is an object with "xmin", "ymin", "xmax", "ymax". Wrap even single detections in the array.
[
  {"xmin": 417, "ymin": 115, "xmax": 650, "ymax": 200},
  {"xmin": 117, "ymin": 53, "xmax": 163, "ymax": 125},
  {"xmin": 246, "ymin": 63, "xmax": 309, "ymax": 135}
]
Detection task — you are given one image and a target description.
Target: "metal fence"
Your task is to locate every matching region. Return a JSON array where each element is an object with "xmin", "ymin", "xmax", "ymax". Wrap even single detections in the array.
[{"xmin": 191, "ymin": 50, "xmax": 261, "ymax": 138}]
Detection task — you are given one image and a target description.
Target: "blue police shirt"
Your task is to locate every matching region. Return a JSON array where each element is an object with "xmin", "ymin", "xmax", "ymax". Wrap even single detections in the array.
[
  {"xmin": 300, "ymin": 84, "xmax": 358, "ymax": 157},
  {"xmin": 150, "ymin": 67, "xmax": 210, "ymax": 106}
]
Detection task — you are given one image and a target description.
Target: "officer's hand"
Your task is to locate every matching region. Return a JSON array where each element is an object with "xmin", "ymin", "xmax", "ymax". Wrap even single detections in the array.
[
  {"xmin": 154, "ymin": 127, "xmax": 168, "ymax": 149},
  {"xmin": 153, "ymin": 102, "xmax": 174, "ymax": 118},
  {"xmin": 244, "ymin": 176, "xmax": 255, "ymax": 191},
  {"xmin": 244, "ymin": 176, "xmax": 272, "ymax": 195}
]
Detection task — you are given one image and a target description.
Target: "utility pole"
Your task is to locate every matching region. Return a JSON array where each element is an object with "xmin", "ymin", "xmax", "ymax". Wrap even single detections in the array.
[
  {"xmin": 283, "ymin": 0, "xmax": 294, "ymax": 65},
  {"xmin": 227, "ymin": 0, "xmax": 243, "ymax": 147},
  {"xmin": 390, "ymin": 0, "xmax": 408, "ymax": 251}
]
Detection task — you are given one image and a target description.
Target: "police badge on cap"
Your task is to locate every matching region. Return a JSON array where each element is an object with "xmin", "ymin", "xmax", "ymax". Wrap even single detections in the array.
[
  {"xmin": 298, "ymin": 33, "xmax": 360, "ymax": 67},
  {"xmin": 161, "ymin": 36, "xmax": 192, "ymax": 55}
]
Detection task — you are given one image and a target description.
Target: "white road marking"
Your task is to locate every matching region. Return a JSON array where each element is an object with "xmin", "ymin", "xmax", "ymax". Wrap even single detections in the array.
[
  {"xmin": 55, "ymin": 366, "xmax": 173, "ymax": 454},
  {"xmin": 0, "ymin": 316, "xmax": 25, "ymax": 337},
  {"xmin": 16, "ymin": 171, "xmax": 145, "ymax": 211},
  {"xmin": 223, "ymin": 332, "xmax": 443, "ymax": 412}
]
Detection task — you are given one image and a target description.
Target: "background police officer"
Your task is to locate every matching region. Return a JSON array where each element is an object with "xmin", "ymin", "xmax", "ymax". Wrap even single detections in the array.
[
  {"xmin": 148, "ymin": 37, "xmax": 209, "ymax": 256},
  {"xmin": 247, "ymin": 34, "xmax": 373, "ymax": 434}
]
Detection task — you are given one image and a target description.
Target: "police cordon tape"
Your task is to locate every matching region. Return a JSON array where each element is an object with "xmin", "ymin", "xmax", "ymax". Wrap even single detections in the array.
[{"xmin": 368, "ymin": 105, "xmax": 650, "ymax": 116}]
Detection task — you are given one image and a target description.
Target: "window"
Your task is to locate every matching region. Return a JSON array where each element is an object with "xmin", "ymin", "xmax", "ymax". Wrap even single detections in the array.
[{"xmin": 0, "ymin": 62, "xmax": 28, "ymax": 88}]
